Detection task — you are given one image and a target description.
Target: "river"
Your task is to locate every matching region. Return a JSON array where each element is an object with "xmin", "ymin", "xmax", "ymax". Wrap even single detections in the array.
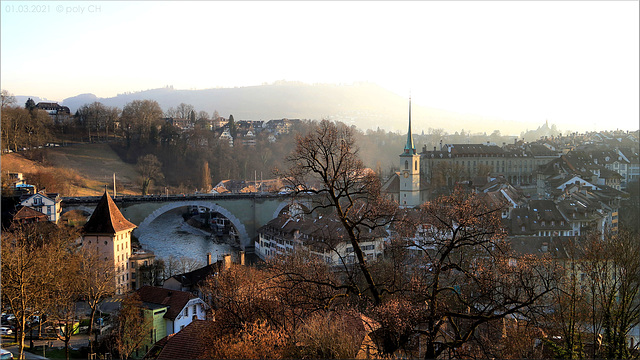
[{"xmin": 136, "ymin": 207, "xmax": 236, "ymax": 265}]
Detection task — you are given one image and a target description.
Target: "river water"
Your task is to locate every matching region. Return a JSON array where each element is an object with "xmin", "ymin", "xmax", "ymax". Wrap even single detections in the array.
[{"xmin": 136, "ymin": 207, "xmax": 236, "ymax": 265}]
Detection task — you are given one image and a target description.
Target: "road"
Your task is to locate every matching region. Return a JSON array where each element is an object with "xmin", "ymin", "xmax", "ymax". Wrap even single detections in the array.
[{"xmin": 3, "ymin": 333, "xmax": 90, "ymax": 359}]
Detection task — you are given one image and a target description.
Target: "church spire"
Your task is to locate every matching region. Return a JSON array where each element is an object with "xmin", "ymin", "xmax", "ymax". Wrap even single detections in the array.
[{"xmin": 404, "ymin": 96, "xmax": 415, "ymax": 154}]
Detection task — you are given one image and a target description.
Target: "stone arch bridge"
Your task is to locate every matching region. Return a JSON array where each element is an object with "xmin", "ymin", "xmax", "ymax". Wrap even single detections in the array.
[{"xmin": 62, "ymin": 193, "xmax": 310, "ymax": 251}]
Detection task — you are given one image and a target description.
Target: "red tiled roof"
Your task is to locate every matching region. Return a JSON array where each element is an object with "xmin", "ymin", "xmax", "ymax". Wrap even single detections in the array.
[
  {"xmin": 135, "ymin": 286, "xmax": 195, "ymax": 320},
  {"xmin": 13, "ymin": 206, "xmax": 49, "ymax": 221},
  {"xmin": 83, "ymin": 192, "xmax": 136, "ymax": 234},
  {"xmin": 154, "ymin": 320, "xmax": 215, "ymax": 360}
]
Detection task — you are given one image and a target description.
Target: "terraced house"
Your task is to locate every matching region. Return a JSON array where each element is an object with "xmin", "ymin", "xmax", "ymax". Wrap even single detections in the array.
[{"xmin": 256, "ymin": 215, "xmax": 387, "ymax": 264}]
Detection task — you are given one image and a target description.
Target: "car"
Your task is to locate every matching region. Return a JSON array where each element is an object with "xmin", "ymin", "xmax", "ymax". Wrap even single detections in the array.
[
  {"xmin": 0, "ymin": 349, "xmax": 13, "ymax": 360},
  {"xmin": 0, "ymin": 348, "xmax": 14, "ymax": 360},
  {"xmin": 0, "ymin": 327, "xmax": 12, "ymax": 335}
]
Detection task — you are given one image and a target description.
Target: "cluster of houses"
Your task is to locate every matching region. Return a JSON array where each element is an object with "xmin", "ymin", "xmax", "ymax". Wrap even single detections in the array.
[
  {"xmin": 3, "ymin": 119, "xmax": 638, "ymax": 357},
  {"xmin": 3, "ymin": 172, "xmax": 63, "ymax": 225},
  {"xmin": 164, "ymin": 116, "xmax": 301, "ymax": 147}
]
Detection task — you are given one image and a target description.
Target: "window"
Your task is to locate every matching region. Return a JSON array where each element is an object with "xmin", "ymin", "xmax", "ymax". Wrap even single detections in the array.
[
  {"xmin": 405, "ymin": 160, "xmax": 408, "ymax": 169},
  {"xmin": 415, "ymin": 161, "xmax": 418, "ymax": 171}
]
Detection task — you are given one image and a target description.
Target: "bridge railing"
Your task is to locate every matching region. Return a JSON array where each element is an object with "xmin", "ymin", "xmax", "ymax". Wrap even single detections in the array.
[{"xmin": 61, "ymin": 192, "xmax": 296, "ymax": 204}]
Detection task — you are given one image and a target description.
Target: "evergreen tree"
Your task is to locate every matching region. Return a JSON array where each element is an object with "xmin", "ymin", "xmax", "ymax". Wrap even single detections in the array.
[{"xmin": 25, "ymin": 98, "xmax": 36, "ymax": 110}]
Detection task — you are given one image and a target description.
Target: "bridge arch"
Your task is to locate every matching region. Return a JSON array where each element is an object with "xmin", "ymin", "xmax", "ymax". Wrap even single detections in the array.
[
  {"xmin": 136, "ymin": 201, "xmax": 250, "ymax": 249},
  {"xmin": 272, "ymin": 199, "xmax": 311, "ymax": 219},
  {"xmin": 61, "ymin": 205, "xmax": 95, "ymax": 217}
]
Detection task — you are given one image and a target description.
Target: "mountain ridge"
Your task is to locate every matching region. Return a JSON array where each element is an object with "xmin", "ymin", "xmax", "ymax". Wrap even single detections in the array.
[{"xmin": 26, "ymin": 82, "xmax": 528, "ymax": 134}]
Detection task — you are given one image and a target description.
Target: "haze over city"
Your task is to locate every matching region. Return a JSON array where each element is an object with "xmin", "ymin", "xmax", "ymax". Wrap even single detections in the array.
[{"xmin": 1, "ymin": 1, "xmax": 638, "ymax": 134}]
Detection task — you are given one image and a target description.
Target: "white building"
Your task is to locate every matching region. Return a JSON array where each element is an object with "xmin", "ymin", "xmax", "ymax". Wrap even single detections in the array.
[
  {"xmin": 20, "ymin": 191, "xmax": 62, "ymax": 223},
  {"xmin": 135, "ymin": 286, "xmax": 207, "ymax": 335},
  {"xmin": 256, "ymin": 215, "xmax": 387, "ymax": 265}
]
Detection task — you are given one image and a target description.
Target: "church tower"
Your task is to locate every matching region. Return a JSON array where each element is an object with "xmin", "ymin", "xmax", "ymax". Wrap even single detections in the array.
[{"xmin": 399, "ymin": 98, "xmax": 421, "ymax": 207}]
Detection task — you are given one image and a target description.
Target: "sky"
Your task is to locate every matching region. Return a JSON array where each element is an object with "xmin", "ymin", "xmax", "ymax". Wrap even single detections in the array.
[{"xmin": 1, "ymin": 1, "xmax": 639, "ymax": 133}]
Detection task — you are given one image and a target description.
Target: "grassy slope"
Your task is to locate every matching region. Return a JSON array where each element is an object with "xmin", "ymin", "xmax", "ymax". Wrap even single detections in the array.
[{"xmin": 1, "ymin": 143, "xmax": 140, "ymax": 196}]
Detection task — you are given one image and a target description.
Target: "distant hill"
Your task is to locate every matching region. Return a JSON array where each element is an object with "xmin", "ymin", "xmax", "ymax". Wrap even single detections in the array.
[{"xmin": 59, "ymin": 82, "xmax": 518, "ymax": 134}]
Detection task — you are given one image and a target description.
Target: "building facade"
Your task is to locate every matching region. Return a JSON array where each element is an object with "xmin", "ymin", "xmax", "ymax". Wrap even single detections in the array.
[
  {"xmin": 80, "ymin": 192, "xmax": 137, "ymax": 295},
  {"xmin": 256, "ymin": 215, "xmax": 386, "ymax": 264},
  {"xmin": 20, "ymin": 191, "xmax": 62, "ymax": 223}
]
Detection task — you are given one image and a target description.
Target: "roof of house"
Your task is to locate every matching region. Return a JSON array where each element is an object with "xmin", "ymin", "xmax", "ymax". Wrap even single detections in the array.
[
  {"xmin": 168, "ymin": 263, "xmax": 221, "ymax": 289},
  {"xmin": 381, "ymin": 172, "xmax": 400, "ymax": 193},
  {"xmin": 12, "ymin": 206, "xmax": 49, "ymax": 222},
  {"xmin": 145, "ymin": 320, "xmax": 215, "ymax": 360},
  {"xmin": 507, "ymin": 236, "xmax": 569, "ymax": 260},
  {"xmin": 20, "ymin": 191, "xmax": 60, "ymax": 205},
  {"xmin": 135, "ymin": 286, "xmax": 196, "ymax": 320},
  {"xmin": 83, "ymin": 191, "xmax": 136, "ymax": 234},
  {"xmin": 258, "ymin": 214, "xmax": 387, "ymax": 249}
]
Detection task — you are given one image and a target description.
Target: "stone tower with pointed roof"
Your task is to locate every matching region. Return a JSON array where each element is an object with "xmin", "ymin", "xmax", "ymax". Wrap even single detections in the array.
[
  {"xmin": 399, "ymin": 98, "xmax": 421, "ymax": 207},
  {"xmin": 81, "ymin": 191, "xmax": 137, "ymax": 294}
]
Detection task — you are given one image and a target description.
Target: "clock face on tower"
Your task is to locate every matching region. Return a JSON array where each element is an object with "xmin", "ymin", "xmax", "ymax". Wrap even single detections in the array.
[{"xmin": 403, "ymin": 171, "xmax": 409, "ymax": 178}]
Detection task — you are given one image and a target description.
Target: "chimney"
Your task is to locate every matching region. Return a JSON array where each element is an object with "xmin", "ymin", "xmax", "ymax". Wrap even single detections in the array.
[
  {"xmin": 541, "ymin": 242, "xmax": 548, "ymax": 253},
  {"xmin": 223, "ymin": 254, "xmax": 231, "ymax": 270},
  {"xmin": 239, "ymin": 251, "xmax": 245, "ymax": 266},
  {"xmin": 439, "ymin": 140, "xmax": 443, "ymax": 151},
  {"xmin": 207, "ymin": 252, "xmax": 212, "ymax": 265}
]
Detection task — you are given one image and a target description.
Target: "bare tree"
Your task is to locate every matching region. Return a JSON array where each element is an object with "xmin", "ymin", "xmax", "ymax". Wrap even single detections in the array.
[
  {"xmin": 48, "ymin": 252, "xmax": 81, "ymax": 360},
  {"xmin": 1, "ymin": 222, "xmax": 77, "ymax": 360},
  {"xmin": 120, "ymin": 100, "xmax": 163, "ymax": 146},
  {"xmin": 581, "ymin": 231, "xmax": 640, "ymax": 359},
  {"xmin": 136, "ymin": 154, "xmax": 163, "ymax": 195},
  {"xmin": 275, "ymin": 121, "xmax": 555, "ymax": 358},
  {"xmin": 76, "ymin": 247, "xmax": 116, "ymax": 352},
  {"xmin": 384, "ymin": 188, "xmax": 556, "ymax": 358},
  {"xmin": 173, "ymin": 102, "xmax": 194, "ymax": 120},
  {"xmin": 109, "ymin": 294, "xmax": 151, "ymax": 359},
  {"xmin": 1, "ymin": 89, "xmax": 16, "ymax": 109},
  {"xmin": 279, "ymin": 120, "xmax": 397, "ymax": 305},
  {"xmin": 200, "ymin": 160, "xmax": 212, "ymax": 191}
]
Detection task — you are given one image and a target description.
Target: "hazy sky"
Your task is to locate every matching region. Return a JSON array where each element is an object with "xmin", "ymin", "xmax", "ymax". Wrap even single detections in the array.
[{"xmin": 1, "ymin": 1, "xmax": 638, "ymax": 133}]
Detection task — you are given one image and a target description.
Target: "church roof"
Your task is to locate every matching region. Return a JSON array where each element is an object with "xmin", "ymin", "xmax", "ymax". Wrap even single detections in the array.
[
  {"xmin": 403, "ymin": 98, "xmax": 415, "ymax": 155},
  {"xmin": 83, "ymin": 192, "xmax": 136, "ymax": 234}
]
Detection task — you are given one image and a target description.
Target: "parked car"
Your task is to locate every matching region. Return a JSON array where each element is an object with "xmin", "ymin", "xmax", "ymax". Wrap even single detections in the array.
[
  {"xmin": 0, "ymin": 327, "xmax": 12, "ymax": 335},
  {"xmin": 0, "ymin": 348, "xmax": 14, "ymax": 360}
]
